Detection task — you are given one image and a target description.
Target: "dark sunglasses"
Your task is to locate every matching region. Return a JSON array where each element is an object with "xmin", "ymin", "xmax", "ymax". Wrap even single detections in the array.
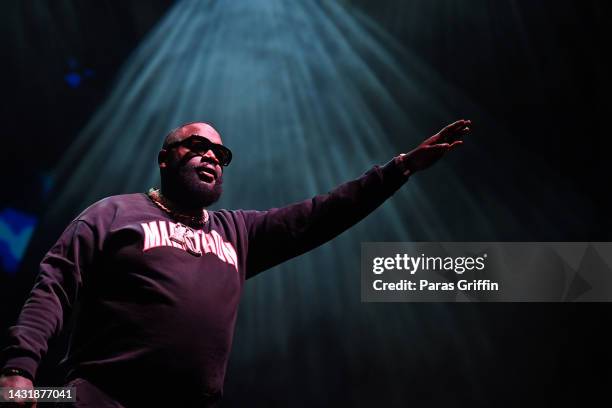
[{"xmin": 166, "ymin": 135, "xmax": 232, "ymax": 166}]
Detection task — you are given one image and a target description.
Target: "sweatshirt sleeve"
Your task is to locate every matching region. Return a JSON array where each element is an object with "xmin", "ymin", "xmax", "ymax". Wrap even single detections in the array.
[
  {"xmin": 243, "ymin": 157, "xmax": 410, "ymax": 278},
  {"xmin": 1, "ymin": 220, "xmax": 97, "ymax": 380}
]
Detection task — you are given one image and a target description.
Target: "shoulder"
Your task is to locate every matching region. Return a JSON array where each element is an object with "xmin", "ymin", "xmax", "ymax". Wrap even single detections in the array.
[
  {"xmin": 209, "ymin": 209, "xmax": 244, "ymax": 224},
  {"xmin": 208, "ymin": 209, "xmax": 261, "ymax": 231},
  {"xmin": 209, "ymin": 209, "xmax": 270, "ymax": 236},
  {"xmin": 74, "ymin": 193, "xmax": 152, "ymax": 225},
  {"xmin": 210, "ymin": 208, "xmax": 264, "ymax": 221}
]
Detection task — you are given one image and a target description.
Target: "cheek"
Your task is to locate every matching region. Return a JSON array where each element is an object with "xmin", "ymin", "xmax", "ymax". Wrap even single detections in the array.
[
  {"xmin": 172, "ymin": 147, "xmax": 197, "ymax": 165},
  {"xmin": 190, "ymin": 155, "xmax": 206, "ymax": 165},
  {"xmin": 166, "ymin": 151, "xmax": 186, "ymax": 168},
  {"xmin": 173, "ymin": 154, "xmax": 199, "ymax": 170}
]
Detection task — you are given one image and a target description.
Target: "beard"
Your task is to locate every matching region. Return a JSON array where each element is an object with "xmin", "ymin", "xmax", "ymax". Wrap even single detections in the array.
[{"xmin": 162, "ymin": 158, "xmax": 223, "ymax": 208}]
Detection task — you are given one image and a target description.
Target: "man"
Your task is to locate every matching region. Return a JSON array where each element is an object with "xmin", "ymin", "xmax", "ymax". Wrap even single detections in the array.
[{"xmin": 0, "ymin": 120, "xmax": 470, "ymax": 407}]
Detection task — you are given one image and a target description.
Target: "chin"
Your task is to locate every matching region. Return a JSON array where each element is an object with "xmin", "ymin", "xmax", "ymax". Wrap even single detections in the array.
[
  {"xmin": 163, "ymin": 166, "xmax": 223, "ymax": 208},
  {"xmin": 185, "ymin": 178, "xmax": 223, "ymax": 208}
]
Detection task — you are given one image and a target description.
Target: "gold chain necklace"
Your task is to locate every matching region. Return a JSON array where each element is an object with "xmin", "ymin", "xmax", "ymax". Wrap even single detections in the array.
[{"xmin": 147, "ymin": 188, "xmax": 209, "ymax": 228}]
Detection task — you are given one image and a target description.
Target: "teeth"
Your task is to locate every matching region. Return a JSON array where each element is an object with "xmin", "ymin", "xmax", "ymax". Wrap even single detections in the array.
[{"xmin": 198, "ymin": 170, "xmax": 214, "ymax": 180}]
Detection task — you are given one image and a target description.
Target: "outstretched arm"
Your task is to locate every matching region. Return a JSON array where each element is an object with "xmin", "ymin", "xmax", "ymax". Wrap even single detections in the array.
[{"xmin": 243, "ymin": 120, "xmax": 471, "ymax": 278}]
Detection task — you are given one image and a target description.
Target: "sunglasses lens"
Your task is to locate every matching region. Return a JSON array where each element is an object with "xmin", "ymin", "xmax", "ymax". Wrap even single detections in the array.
[
  {"xmin": 214, "ymin": 147, "xmax": 231, "ymax": 166},
  {"xmin": 185, "ymin": 139, "xmax": 231, "ymax": 166}
]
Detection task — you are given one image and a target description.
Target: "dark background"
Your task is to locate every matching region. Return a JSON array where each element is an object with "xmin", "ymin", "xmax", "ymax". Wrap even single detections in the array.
[{"xmin": 1, "ymin": 1, "xmax": 610, "ymax": 406}]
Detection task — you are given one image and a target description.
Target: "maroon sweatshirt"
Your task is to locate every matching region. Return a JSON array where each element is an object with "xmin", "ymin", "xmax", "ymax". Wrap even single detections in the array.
[{"xmin": 1, "ymin": 159, "xmax": 408, "ymax": 404}]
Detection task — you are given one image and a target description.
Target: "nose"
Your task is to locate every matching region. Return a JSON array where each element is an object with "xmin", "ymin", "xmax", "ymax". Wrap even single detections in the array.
[{"xmin": 201, "ymin": 149, "xmax": 220, "ymax": 165}]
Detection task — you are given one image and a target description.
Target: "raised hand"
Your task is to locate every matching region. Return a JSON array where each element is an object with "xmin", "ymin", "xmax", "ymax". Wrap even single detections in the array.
[{"xmin": 398, "ymin": 119, "xmax": 471, "ymax": 176}]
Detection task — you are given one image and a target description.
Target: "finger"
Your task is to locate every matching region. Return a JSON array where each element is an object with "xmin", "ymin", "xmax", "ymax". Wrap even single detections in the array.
[
  {"xmin": 441, "ymin": 119, "xmax": 470, "ymax": 134},
  {"xmin": 441, "ymin": 128, "xmax": 469, "ymax": 144},
  {"xmin": 442, "ymin": 120, "xmax": 464, "ymax": 132},
  {"xmin": 424, "ymin": 119, "xmax": 471, "ymax": 146},
  {"xmin": 439, "ymin": 121, "xmax": 471, "ymax": 142},
  {"xmin": 427, "ymin": 144, "xmax": 452, "ymax": 155},
  {"xmin": 449, "ymin": 140, "xmax": 463, "ymax": 148}
]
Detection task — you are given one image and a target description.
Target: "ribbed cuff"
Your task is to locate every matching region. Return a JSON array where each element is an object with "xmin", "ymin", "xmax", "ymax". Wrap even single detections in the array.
[{"xmin": 1, "ymin": 356, "xmax": 38, "ymax": 381}]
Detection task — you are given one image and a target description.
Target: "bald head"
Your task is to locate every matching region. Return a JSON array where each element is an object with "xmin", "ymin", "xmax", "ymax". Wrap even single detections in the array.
[{"xmin": 163, "ymin": 122, "xmax": 223, "ymax": 148}]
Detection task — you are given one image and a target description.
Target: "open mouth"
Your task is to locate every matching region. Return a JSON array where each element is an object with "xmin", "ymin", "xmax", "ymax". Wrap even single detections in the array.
[{"xmin": 196, "ymin": 167, "xmax": 216, "ymax": 182}]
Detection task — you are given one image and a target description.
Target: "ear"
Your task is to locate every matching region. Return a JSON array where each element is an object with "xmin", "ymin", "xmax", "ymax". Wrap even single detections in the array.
[{"xmin": 158, "ymin": 149, "xmax": 169, "ymax": 169}]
